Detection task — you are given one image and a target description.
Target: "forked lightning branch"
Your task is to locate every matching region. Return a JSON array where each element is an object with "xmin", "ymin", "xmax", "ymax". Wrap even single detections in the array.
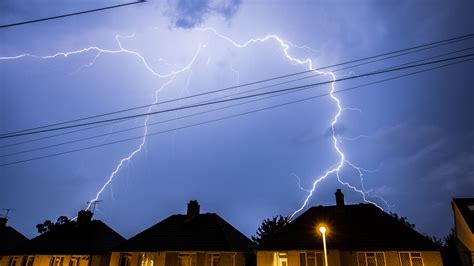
[{"xmin": 0, "ymin": 27, "xmax": 387, "ymax": 218}]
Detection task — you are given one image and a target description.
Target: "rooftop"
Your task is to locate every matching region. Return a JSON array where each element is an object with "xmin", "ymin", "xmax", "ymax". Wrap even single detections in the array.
[
  {"xmin": 453, "ymin": 198, "xmax": 474, "ymax": 234},
  {"xmin": 9, "ymin": 211, "xmax": 125, "ymax": 255},
  {"xmin": 0, "ymin": 218, "xmax": 28, "ymax": 254},
  {"xmin": 260, "ymin": 190, "xmax": 438, "ymax": 251},
  {"xmin": 115, "ymin": 201, "xmax": 255, "ymax": 252}
]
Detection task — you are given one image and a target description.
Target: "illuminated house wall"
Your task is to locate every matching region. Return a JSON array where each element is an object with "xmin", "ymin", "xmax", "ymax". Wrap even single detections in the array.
[
  {"xmin": 110, "ymin": 201, "xmax": 255, "ymax": 266},
  {"xmin": 256, "ymin": 190, "xmax": 442, "ymax": 266},
  {"xmin": 452, "ymin": 198, "xmax": 474, "ymax": 266},
  {"xmin": 0, "ymin": 210, "xmax": 124, "ymax": 266},
  {"xmin": 256, "ymin": 250, "xmax": 441, "ymax": 266},
  {"xmin": 0, "ymin": 254, "xmax": 107, "ymax": 266},
  {"xmin": 109, "ymin": 251, "xmax": 248, "ymax": 266}
]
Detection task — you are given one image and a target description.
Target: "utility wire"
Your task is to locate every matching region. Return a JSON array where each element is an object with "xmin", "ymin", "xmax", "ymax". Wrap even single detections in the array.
[
  {"xmin": 1, "ymin": 57, "xmax": 470, "ymax": 167},
  {"xmin": 0, "ymin": 1, "xmax": 146, "ymax": 29},
  {"xmin": 1, "ymin": 33, "xmax": 472, "ymax": 137},
  {"xmin": 3, "ymin": 44, "xmax": 473, "ymax": 149},
  {"xmin": 2, "ymin": 47, "xmax": 473, "ymax": 156},
  {"xmin": 1, "ymin": 53, "xmax": 472, "ymax": 140}
]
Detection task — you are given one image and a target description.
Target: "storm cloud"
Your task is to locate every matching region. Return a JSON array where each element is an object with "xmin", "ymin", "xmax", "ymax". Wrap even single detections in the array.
[{"xmin": 166, "ymin": 0, "xmax": 242, "ymax": 28}]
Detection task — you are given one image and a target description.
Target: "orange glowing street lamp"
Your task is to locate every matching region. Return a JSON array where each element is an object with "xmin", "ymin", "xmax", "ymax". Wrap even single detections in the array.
[{"xmin": 318, "ymin": 225, "xmax": 329, "ymax": 266}]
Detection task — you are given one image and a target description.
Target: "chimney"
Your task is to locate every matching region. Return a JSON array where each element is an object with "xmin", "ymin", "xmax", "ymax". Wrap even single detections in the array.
[
  {"xmin": 187, "ymin": 200, "xmax": 200, "ymax": 220},
  {"xmin": 335, "ymin": 189, "xmax": 345, "ymax": 212},
  {"xmin": 0, "ymin": 217, "xmax": 7, "ymax": 227},
  {"xmin": 77, "ymin": 210, "xmax": 93, "ymax": 225}
]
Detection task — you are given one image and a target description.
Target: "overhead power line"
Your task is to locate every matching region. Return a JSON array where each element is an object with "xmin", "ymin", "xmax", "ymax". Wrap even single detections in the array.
[
  {"xmin": 1, "ymin": 33, "xmax": 472, "ymax": 137},
  {"xmin": 1, "ymin": 57, "xmax": 471, "ymax": 167},
  {"xmin": 2, "ymin": 46, "xmax": 473, "ymax": 157},
  {"xmin": 1, "ymin": 53, "xmax": 472, "ymax": 140},
  {"xmin": 0, "ymin": 1, "xmax": 146, "ymax": 29},
  {"xmin": 2, "ymin": 45, "xmax": 472, "ymax": 150}
]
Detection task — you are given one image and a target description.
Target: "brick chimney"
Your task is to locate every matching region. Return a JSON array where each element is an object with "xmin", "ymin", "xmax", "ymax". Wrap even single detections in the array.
[
  {"xmin": 187, "ymin": 200, "xmax": 200, "ymax": 220},
  {"xmin": 0, "ymin": 217, "xmax": 7, "ymax": 227},
  {"xmin": 77, "ymin": 210, "xmax": 93, "ymax": 225},
  {"xmin": 335, "ymin": 189, "xmax": 345, "ymax": 213}
]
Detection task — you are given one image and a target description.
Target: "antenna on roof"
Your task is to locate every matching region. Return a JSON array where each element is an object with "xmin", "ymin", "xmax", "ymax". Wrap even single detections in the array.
[
  {"xmin": 1, "ymin": 208, "xmax": 16, "ymax": 219},
  {"xmin": 86, "ymin": 200, "xmax": 103, "ymax": 214}
]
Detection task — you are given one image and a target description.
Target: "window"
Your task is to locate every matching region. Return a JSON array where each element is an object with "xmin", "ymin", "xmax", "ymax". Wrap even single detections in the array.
[
  {"xmin": 299, "ymin": 253, "xmax": 306, "ymax": 266},
  {"xmin": 357, "ymin": 252, "xmax": 386, "ymax": 266},
  {"xmin": 8, "ymin": 257, "xmax": 20, "ymax": 266},
  {"xmin": 50, "ymin": 257, "xmax": 64, "ymax": 266},
  {"xmin": 120, "ymin": 254, "xmax": 132, "ymax": 266},
  {"xmin": 69, "ymin": 257, "xmax": 81, "ymax": 266},
  {"xmin": 140, "ymin": 253, "xmax": 155, "ymax": 266},
  {"xmin": 22, "ymin": 257, "xmax": 34, "ymax": 266},
  {"xmin": 210, "ymin": 254, "xmax": 220, "ymax": 266},
  {"xmin": 277, "ymin": 253, "xmax": 287, "ymax": 266},
  {"xmin": 299, "ymin": 252, "xmax": 324, "ymax": 266},
  {"xmin": 178, "ymin": 254, "xmax": 196, "ymax": 266},
  {"xmin": 399, "ymin": 252, "xmax": 424, "ymax": 266}
]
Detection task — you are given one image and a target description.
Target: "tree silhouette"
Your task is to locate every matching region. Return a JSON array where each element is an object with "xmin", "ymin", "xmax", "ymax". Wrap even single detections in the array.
[
  {"xmin": 36, "ymin": 216, "xmax": 72, "ymax": 234},
  {"xmin": 252, "ymin": 215, "xmax": 290, "ymax": 246},
  {"xmin": 35, "ymin": 223, "xmax": 47, "ymax": 234},
  {"xmin": 389, "ymin": 212, "xmax": 415, "ymax": 229},
  {"xmin": 440, "ymin": 228, "xmax": 462, "ymax": 265}
]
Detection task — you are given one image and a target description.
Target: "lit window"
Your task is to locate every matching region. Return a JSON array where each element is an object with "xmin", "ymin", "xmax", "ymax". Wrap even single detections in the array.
[
  {"xmin": 210, "ymin": 254, "xmax": 220, "ymax": 266},
  {"xmin": 50, "ymin": 256, "xmax": 64, "ymax": 266},
  {"xmin": 278, "ymin": 253, "xmax": 287, "ymax": 266},
  {"xmin": 357, "ymin": 252, "xmax": 386, "ymax": 266},
  {"xmin": 69, "ymin": 257, "xmax": 81, "ymax": 266},
  {"xmin": 299, "ymin": 253, "xmax": 306, "ymax": 266},
  {"xmin": 399, "ymin": 252, "xmax": 424, "ymax": 266},
  {"xmin": 9, "ymin": 257, "xmax": 20, "ymax": 266},
  {"xmin": 22, "ymin": 256, "xmax": 34, "ymax": 266},
  {"xmin": 300, "ymin": 252, "xmax": 324, "ymax": 266},
  {"xmin": 140, "ymin": 253, "xmax": 155, "ymax": 266},
  {"xmin": 178, "ymin": 253, "xmax": 196, "ymax": 266},
  {"xmin": 120, "ymin": 254, "xmax": 132, "ymax": 266}
]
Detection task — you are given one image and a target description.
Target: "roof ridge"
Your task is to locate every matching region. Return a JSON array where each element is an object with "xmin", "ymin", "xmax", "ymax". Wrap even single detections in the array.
[{"xmin": 213, "ymin": 214, "xmax": 238, "ymax": 251}]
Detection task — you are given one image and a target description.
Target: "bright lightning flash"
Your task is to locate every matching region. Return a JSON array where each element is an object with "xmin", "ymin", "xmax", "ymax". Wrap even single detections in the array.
[
  {"xmin": 195, "ymin": 28, "xmax": 386, "ymax": 218},
  {"xmin": 1, "ymin": 27, "xmax": 387, "ymax": 218},
  {"xmin": 1, "ymin": 34, "xmax": 205, "ymax": 211}
]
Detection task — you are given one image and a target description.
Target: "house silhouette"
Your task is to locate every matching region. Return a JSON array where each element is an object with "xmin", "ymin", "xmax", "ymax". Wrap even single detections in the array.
[
  {"xmin": 111, "ymin": 200, "xmax": 255, "ymax": 266},
  {"xmin": 257, "ymin": 189, "xmax": 442, "ymax": 266},
  {"xmin": 452, "ymin": 198, "xmax": 474, "ymax": 265},
  {"xmin": 0, "ymin": 217, "xmax": 28, "ymax": 255},
  {"xmin": 1, "ymin": 210, "xmax": 125, "ymax": 266}
]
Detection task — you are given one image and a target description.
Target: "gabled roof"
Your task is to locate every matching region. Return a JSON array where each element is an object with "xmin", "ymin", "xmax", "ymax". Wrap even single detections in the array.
[
  {"xmin": 260, "ymin": 203, "xmax": 438, "ymax": 251},
  {"xmin": 114, "ymin": 213, "xmax": 255, "ymax": 252},
  {"xmin": 0, "ymin": 225, "xmax": 28, "ymax": 254},
  {"xmin": 10, "ymin": 220, "xmax": 125, "ymax": 255},
  {"xmin": 453, "ymin": 198, "xmax": 474, "ymax": 233}
]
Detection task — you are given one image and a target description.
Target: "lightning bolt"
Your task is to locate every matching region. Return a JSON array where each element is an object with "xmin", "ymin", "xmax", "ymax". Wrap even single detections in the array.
[
  {"xmin": 0, "ymin": 34, "xmax": 203, "ymax": 79},
  {"xmin": 340, "ymin": 134, "xmax": 373, "ymax": 142},
  {"xmin": 1, "ymin": 27, "xmax": 387, "ymax": 218},
  {"xmin": 81, "ymin": 38, "xmax": 204, "ymax": 209},
  {"xmin": 194, "ymin": 27, "xmax": 386, "ymax": 218},
  {"xmin": 1, "ymin": 33, "xmax": 204, "ymax": 211},
  {"xmin": 85, "ymin": 77, "xmax": 175, "ymax": 210},
  {"xmin": 291, "ymin": 173, "xmax": 311, "ymax": 193}
]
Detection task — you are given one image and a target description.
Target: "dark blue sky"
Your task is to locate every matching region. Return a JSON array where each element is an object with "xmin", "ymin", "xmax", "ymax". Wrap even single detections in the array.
[{"xmin": 1, "ymin": 0, "xmax": 473, "ymax": 239}]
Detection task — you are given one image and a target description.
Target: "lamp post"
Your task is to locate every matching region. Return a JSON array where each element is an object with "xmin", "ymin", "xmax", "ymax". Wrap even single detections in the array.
[{"xmin": 318, "ymin": 225, "xmax": 328, "ymax": 266}]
